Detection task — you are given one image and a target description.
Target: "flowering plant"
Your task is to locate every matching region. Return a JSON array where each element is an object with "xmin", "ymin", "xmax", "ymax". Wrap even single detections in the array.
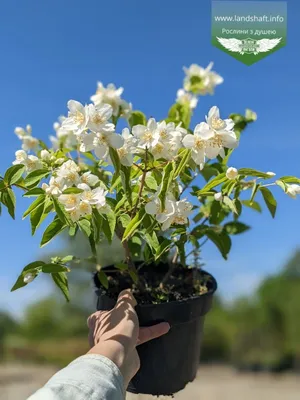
[{"xmin": 1, "ymin": 62, "xmax": 299, "ymax": 301}]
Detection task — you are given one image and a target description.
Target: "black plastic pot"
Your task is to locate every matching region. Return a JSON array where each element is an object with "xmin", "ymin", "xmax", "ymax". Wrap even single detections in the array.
[{"xmin": 96, "ymin": 270, "xmax": 217, "ymax": 396}]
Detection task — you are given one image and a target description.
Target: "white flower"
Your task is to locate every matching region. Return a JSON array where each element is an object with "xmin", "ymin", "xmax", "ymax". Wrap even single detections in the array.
[
  {"xmin": 13, "ymin": 151, "xmax": 42, "ymax": 172},
  {"xmin": 24, "ymin": 272, "xmax": 35, "ymax": 284},
  {"xmin": 61, "ymin": 100, "xmax": 89, "ymax": 136},
  {"xmin": 79, "ymin": 186, "xmax": 107, "ymax": 208},
  {"xmin": 176, "ymin": 89, "xmax": 198, "ymax": 109},
  {"xmin": 117, "ymin": 128, "xmax": 136, "ymax": 166},
  {"xmin": 14, "ymin": 125, "xmax": 32, "ymax": 139},
  {"xmin": 286, "ymin": 184, "xmax": 300, "ymax": 199},
  {"xmin": 145, "ymin": 195, "xmax": 192, "ymax": 231},
  {"xmin": 42, "ymin": 176, "xmax": 67, "ymax": 196},
  {"xmin": 266, "ymin": 171, "xmax": 276, "ymax": 177},
  {"xmin": 91, "ymin": 82, "xmax": 132, "ymax": 117},
  {"xmin": 183, "ymin": 62, "xmax": 223, "ymax": 95},
  {"xmin": 25, "ymin": 156, "xmax": 43, "ymax": 172},
  {"xmin": 160, "ymin": 198, "xmax": 193, "ymax": 231},
  {"xmin": 132, "ymin": 118, "xmax": 160, "ymax": 150},
  {"xmin": 68, "ymin": 201, "xmax": 92, "ymax": 222},
  {"xmin": 86, "ymin": 103, "xmax": 114, "ymax": 133},
  {"xmin": 80, "ymin": 131, "xmax": 124, "ymax": 159},
  {"xmin": 58, "ymin": 193, "xmax": 81, "ymax": 211},
  {"xmin": 214, "ymin": 192, "xmax": 223, "ymax": 202},
  {"xmin": 22, "ymin": 136, "xmax": 39, "ymax": 152},
  {"xmin": 56, "ymin": 160, "xmax": 80, "ymax": 186},
  {"xmin": 204, "ymin": 106, "xmax": 238, "ymax": 159},
  {"xmin": 182, "ymin": 122, "xmax": 215, "ymax": 169},
  {"xmin": 13, "ymin": 150, "xmax": 28, "ymax": 165},
  {"xmin": 226, "ymin": 167, "xmax": 238, "ymax": 180},
  {"xmin": 40, "ymin": 149, "xmax": 51, "ymax": 160},
  {"xmin": 81, "ymin": 171, "xmax": 100, "ymax": 187}
]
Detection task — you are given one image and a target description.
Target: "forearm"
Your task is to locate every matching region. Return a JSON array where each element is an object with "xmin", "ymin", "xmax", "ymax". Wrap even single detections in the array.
[{"xmin": 27, "ymin": 354, "xmax": 125, "ymax": 400}]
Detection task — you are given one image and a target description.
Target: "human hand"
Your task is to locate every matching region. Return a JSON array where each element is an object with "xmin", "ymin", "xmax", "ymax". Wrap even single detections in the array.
[{"xmin": 87, "ymin": 289, "xmax": 170, "ymax": 387}]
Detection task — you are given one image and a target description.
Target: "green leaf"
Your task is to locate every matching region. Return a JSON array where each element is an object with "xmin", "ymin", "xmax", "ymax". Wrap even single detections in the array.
[
  {"xmin": 52, "ymin": 272, "xmax": 70, "ymax": 302},
  {"xmin": 62, "ymin": 187, "xmax": 84, "ymax": 194},
  {"xmin": 122, "ymin": 208, "xmax": 146, "ymax": 241},
  {"xmin": 221, "ymin": 180, "xmax": 236, "ymax": 196},
  {"xmin": 167, "ymin": 103, "xmax": 191, "ymax": 128},
  {"xmin": 23, "ymin": 261, "xmax": 46, "ymax": 272},
  {"xmin": 92, "ymin": 208, "xmax": 103, "ymax": 242},
  {"xmin": 119, "ymin": 213, "xmax": 131, "ymax": 228},
  {"xmin": 128, "ymin": 111, "xmax": 146, "ymax": 128},
  {"xmin": 279, "ymin": 176, "xmax": 300, "ymax": 184},
  {"xmin": 276, "ymin": 180, "xmax": 287, "ymax": 192},
  {"xmin": 39, "ymin": 139, "xmax": 49, "ymax": 150},
  {"xmin": 250, "ymin": 182, "xmax": 260, "ymax": 203},
  {"xmin": 23, "ymin": 195, "xmax": 45, "ymax": 219},
  {"xmin": 101, "ymin": 211, "xmax": 116, "ymax": 243},
  {"xmin": 174, "ymin": 149, "xmax": 191, "ymax": 178},
  {"xmin": 155, "ymin": 239, "xmax": 172, "ymax": 260},
  {"xmin": 201, "ymin": 166, "xmax": 220, "ymax": 182},
  {"xmin": 158, "ymin": 162, "xmax": 175, "ymax": 210},
  {"xmin": 11, "ymin": 261, "xmax": 46, "ymax": 292},
  {"xmin": 78, "ymin": 219, "xmax": 92, "ymax": 237},
  {"xmin": 224, "ymin": 221, "xmax": 250, "ymax": 235},
  {"xmin": 260, "ymin": 187, "xmax": 277, "ymax": 218},
  {"xmin": 120, "ymin": 166, "xmax": 132, "ymax": 206},
  {"xmin": 23, "ymin": 188, "xmax": 45, "ymax": 197},
  {"xmin": 145, "ymin": 175, "xmax": 158, "ymax": 191},
  {"xmin": 24, "ymin": 169, "xmax": 49, "ymax": 186},
  {"xmin": 61, "ymin": 255, "xmax": 75, "ymax": 263},
  {"xmin": 115, "ymin": 262, "xmax": 128, "ymax": 271},
  {"xmin": 41, "ymin": 218, "xmax": 66, "ymax": 247},
  {"xmin": 109, "ymin": 147, "xmax": 121, "ymax": 174},
  {"xmin": 52, "ymin": 196, "xmax": 73, "ymax": 226},
  {"xmin": 30, "ymin": 201, "xmax": 46, "ymax": 235},
  {"xmin": 42, "ymin": 263, "xmax": 69, "ymax": 273},
  {"xmin": 69, "ymin": 225, "xmax": 77, "ymax": 236},
  {"xmin": 144, "ymin": 231, "xmax": 160, "ymax": 252},
  {"xmin": 206, "ymin": 229, "xmax": 231, "ymax": 260},
  {"xmin": 198, "ymin": 173, "xmax": 227, "ymax": 195},
  {"xmin": 97, "ymin": 270, "xmax": 109, "ymax": 289},
  {"xmin": 223, "ymin": 196, "xmax": 238, "ymax": 214},
  {"xmin": 4, "ymin": 164, "xmax": 25, "ymax": 185},
  {"xmin": 241, "ymin": 200, "xmax": 262, "ymax": 213},
  {"xmin": 1, "ymin": 188, "xmax": 16, "ymax": 219},
  {"xmin": 129, "ymin": 269, "xmax": 138, "ymax": 284},
  {"xmin": 238, "ymin": 168, "xmax": 271, "ymax": 179}
]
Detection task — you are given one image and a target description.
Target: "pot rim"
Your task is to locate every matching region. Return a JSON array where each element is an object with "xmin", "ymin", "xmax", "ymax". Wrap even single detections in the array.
[{"xmin": 95, "ymin": 268, "xmax": 217, "ymax": 308}]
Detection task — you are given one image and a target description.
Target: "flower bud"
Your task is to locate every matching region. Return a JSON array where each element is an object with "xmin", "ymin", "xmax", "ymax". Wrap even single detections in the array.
[
  {"xmin": 226, "ymin": 167, "xmax": 238, "ymax": 180},
  {"xmin": 40, "ymin": 149, "xmax": 51, "ymax": 160},
  {"xmin": 26, "ymin": 124, "xmax": 32, "ymax": 135},
  {"xmin": 53, "ymin": 122, "xmax": 60, "ymax": 131},
  {"xmin": 24, "ymin": 272, "xmax": 35, "ymax": 284},
  {"xmin": 266, "ymin": 171, "xmax": 276, "ymax": 177},
  {"xmin": 214, "ymin": 192, "xmax": 223, "ymax": 202},
  {"xmin": 55, "ymin": 158, "xmax": 65, "ymax": 165}
]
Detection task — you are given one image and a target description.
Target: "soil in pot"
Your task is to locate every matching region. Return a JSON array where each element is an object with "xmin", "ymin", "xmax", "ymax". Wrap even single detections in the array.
[{"xmin": 94, "ymin": 262, "xmax": 217, "ymax": 396}]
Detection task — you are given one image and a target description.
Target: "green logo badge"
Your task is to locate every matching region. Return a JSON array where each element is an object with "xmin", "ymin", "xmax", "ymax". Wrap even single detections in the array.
[{"xmin": 212, "ymin": 1, "xmax": 287, "ymax": 65}]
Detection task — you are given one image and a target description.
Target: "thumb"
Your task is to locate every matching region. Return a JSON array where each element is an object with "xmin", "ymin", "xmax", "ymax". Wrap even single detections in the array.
[{"xmin": 116, "ymin": 289, "xmax": 137, "ymax": 308}]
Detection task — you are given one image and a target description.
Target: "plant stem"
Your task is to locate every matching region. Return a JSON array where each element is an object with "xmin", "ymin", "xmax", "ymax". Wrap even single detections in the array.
[
  {"xmin": 159, "ymin": 248, "xmax": 178, "ymax": 289},
  {"xmin": 115, "ymin": 225, "xmax": 138, "ymax": 275},
  {"xmin": 132, "ymin": 149, "xmax": 148, "ymax": 216}
]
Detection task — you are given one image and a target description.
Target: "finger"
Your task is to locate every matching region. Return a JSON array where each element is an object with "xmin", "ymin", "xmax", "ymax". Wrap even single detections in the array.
[
  {"xmin": 116, "ymin": 289, "xmax": 137, "ymax": 308},
  {"xmin": 137, "ymin": 322, "xmax": 170, "ymax": 345}
]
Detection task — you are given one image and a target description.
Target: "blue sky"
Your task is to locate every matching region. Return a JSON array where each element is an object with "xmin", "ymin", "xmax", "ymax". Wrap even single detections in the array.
[{"xmin": 1, "ymin": 0, "xmax": 299, "ymax": 316}]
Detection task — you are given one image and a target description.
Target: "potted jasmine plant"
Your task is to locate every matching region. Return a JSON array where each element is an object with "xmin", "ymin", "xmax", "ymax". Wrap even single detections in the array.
[{"xmin": 1, "ymin": 62, "xmax": 300, "ymax": 395}]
